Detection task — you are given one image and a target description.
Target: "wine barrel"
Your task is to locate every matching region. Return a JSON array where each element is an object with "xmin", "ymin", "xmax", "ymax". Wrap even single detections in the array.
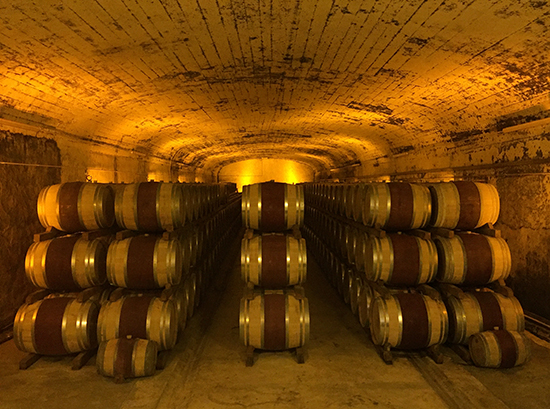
[
  {"xmin": 106, "ymin": 235, "xmax": 182, "ymax": 289},
  {"xmin": 445, "ymin": 291, "xmax": 525, "ymax": 344},
  {"xmin": 173, "ymin": 231, "xmax": 193, "ymax": 275},
  {"xmin": 25, "ymin": 236, "xmax": 107, "ymax": 291},
  {"xmin": 242, "ymin": 182, "xmax": 304, "ymax": 232},
  {"xmin": 357, "ymin": 279, "xmax": 374, "ymax": 328},
  {"xmin": 349, "ymin": 269, "xmax": 362, "ymax": 315},
  {"xmin": 344, "ymin": 225, "xmax": 360, "ymax": 265},
  {"xmin": 343, "ymin": 266, "xmax": 352, "ymax": 305},
  {"xmin": 37, "ymin": 182, "xmax": 115, "ymax": 232},
  {"xmin": 429, "ymin": 181, "xmax": 500, "ymax": 230},
  {"xmin": 115, "ymin": 182, "xmax": 185, "ymax": 232},
  {"xmin": 241, "ymin": 234, "xmax": 307, "ymax": 287},
  {"xmin": 352, "ymin": 183, "xmax": 370, "ymax": 222},
  {"xmin": 370, "ymin": 293, "xmax": 448, "ymax": 349},
  {"xmin": 435, "ymin": 233, "xmax": 511, "ymax": 285},
  {"xmin": 361, "ymin": 183, "xmax": 432, "ymax": 230},
  {"xmin": 176, "ymin": 184, "xmax": 195, "ymax": 223},
  {"xmin": 97, "ymin": 295, "xmax": 177, "ymax": 350},
  {"xmin": 344, "ymin": 184, "xmax": 358, "ymax": 219},
  {"xmin": 353, "ymin": 231, "xmax": 369, "ymax": 271},
  {"xmin": 240, "ymin": 290, "xmax": 309, "ymax": 350},
  {"xmin": 14, "ymin": 297, "xmax": 99, "ymax": 355},
  {"xmin": 469, "ymin": 330, "xmax": 531, "ymax": 368},
  {"xmin": 178, "ymin": 184, "xmax": 198, "ymax": 222},
  {"xmin": 184, "ymin": 272, "xmax": 197, "ymax": 319},
  {"xmin": 358, "ymin": 234, "xmax": 438, "ymax": 286},
  {"xmin": 97, "ymin": 338, "xmax": 158, "ymax": 378}
]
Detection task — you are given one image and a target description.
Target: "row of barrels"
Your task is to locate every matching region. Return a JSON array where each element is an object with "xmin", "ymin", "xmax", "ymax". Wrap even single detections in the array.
[
  {"xmin": 38, "ymin": 181, "xmax": 237, "ymax": 233},
  {"xmin": 240, "ymin": 182, "xmax": 310, "ymax": 353},
  {"xmin": 306, "ymin": 206, "xmax": 511, "ymax": 287},
  {"xmin": 14, "ymin": 192, "xmax": 242, "ymax": 378},
  {"xmin": 26, "ymin": 201, "xmax": 242, "ymax": 291},
  {"xmin": 302, "ymin": 225, "xmax": 531, "ymax": 368},
  {"xmin": 303, "ymin": 181, "xmax": 500, "ymax": 231}
]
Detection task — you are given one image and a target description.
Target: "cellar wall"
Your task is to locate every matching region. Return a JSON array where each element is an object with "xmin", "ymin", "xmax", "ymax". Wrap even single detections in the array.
[{"xmin": 0, "ymin": 131, "xmax": 61, "ymax": 329}]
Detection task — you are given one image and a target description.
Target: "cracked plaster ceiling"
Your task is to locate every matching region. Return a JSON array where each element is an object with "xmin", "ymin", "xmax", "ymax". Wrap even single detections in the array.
[{"xmin": 1, "ymin": 0, "xmax": 550, "ymax": 175}]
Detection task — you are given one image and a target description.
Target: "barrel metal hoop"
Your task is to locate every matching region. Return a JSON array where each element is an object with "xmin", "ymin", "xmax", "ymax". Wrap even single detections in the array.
[
  {"xmin": 155, "ymin": 183, "xmax": 162, "ymax": 230},
  {"xmin": 260, "ymin": 294, "xmax": 265, "ymax": 349},
  {"xmin": 396, "ymin": 296, "xmax": 403, "ymax": 347},
  {"xmin": 285, "ymin": 294, "xmax": 290, "ymax": 349},
  {"xmin": 153, "ymin": 237, "xmax": 160, "ymax": 287}
]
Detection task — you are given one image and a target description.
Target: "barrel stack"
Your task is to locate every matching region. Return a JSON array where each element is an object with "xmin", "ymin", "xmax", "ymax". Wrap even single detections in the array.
[
  {"xmin": 14, "ymin": 180, "xmax": 242, "ymax": 380},
  {"xmin": 302, "ymin": 180, "xmax": 529, "ymax": 367},
  {"xmin": 15, "ymin": 182, "xmax": 116, "ymax": 371},
  {"xmin": 240, "ymin": 181, "xmax": 310, "ymax": 365},
  {"xmin": 429, "ymin": 181, "xmax": 530, "ymax": 368},
  {"xmin": 302, "ymin": 182, "xmax": 447, "ymax": 363},
  {"xmin": 97, "ymin": 181, "xmax": 241, "ymax": 381}
]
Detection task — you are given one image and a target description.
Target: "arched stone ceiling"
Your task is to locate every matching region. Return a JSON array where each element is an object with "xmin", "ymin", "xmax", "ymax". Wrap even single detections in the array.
[{"xmin": 1, "ymin": 0, "xmax": 550, "ymax": 175}]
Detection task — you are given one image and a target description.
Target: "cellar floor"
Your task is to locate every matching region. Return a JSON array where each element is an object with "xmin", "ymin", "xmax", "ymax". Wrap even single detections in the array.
[{"xmin": 1, "ymin": 245, "xmax": 550, "ymax": 409}]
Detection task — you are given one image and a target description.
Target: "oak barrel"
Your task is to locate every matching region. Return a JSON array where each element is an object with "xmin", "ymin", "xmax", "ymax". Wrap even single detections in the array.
[
  {"xmin": 352, "ymin": 183, "xmax": 370, "ymax": 222},
  {"xmin": 14, "ymin": 297, "xmax": 99, "ymax": 355},
  {"xmin": 97, "ymin": 338, "xmax": 158, "ymax": 378},
  {"xmin": 242, "ymin": 182, "xmax": 304, "ymax": 232},
  {"xmin": 469, "ymin": 330, "xmax": 531, "ymax": 368},
  {"xmin": 361, "ymin": 183, "xmax": 431, "ymax": 230},
  {"xmin": 106, "ymin": 235, "xmax": 182, "ymax": 289},
  {"xmin": 115, "ymin": 182, "xmax": 185, "ymax": 232},
  {"xmin": 348, "ymin": 269, "xmax": 362, "ymax": 315},
  {"xmin": 240, "ymin": 290, "xmax": 309, "ymax": 350},
  {"xmin": 37, "ymin": 182, "xmax": 115, "ymax": 232},
  {"xmin": 241, "ymin": 234, "xmax": 307, "ymax": 287},
  {"xmin": 445, "ymin": 291, "xmax": 525, "ymax": 344},
  {"xmin": 429, "ymin": 181, "xmax": 500, "ymax": 229},
  {"xmin": 358, "ymin": 234, "xmax": 438, "ymax": 286},
  {"xmin": 177, "ymin": 184, "xmax": 197, "ymax": 222},
  {"xmin": 357, "ymin": 279, "xmax": 375, "ymax": 328},
  {"xmin": 344, "ymin": 184, "xmax": 359, "ymax": 219},
  {"xmin": 184, "ymin": 272, "xmax": 197, "ymax": 319},
  {"xmin": 435, "ymin": 233, "xmax": 511, "ymax": 285},
  {"xmin": 97, "ymin": 295, "xmax": 178, "ymax": 350},
  {"xmin": 25, "ymin": 236, "xmax": 107, "ymax": 291},
  {"xmin": 370, "ymin": 293, "xmax": 448, "ymax": 349}
]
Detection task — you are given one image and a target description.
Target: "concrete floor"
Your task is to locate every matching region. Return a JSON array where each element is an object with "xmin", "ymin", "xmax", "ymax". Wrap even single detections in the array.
[{"xmin": 1, "ymin": 245, "xmax": 550, "ymax": 409}]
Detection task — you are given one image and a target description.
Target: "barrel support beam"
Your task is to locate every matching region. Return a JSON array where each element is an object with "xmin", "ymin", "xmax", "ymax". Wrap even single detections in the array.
[
  {"xmin": 71, "ymin": 349, "xmax": 96, "ymax": 370},
  {"xmin": 19, "ymin": 353, "xmax": 42, "ymax": 370}
]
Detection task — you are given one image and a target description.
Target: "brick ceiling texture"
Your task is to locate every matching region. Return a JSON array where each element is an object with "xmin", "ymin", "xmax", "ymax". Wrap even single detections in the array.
[{"xmin": 1, "ymin": 0, "xmax": 550, "ymax": 175}]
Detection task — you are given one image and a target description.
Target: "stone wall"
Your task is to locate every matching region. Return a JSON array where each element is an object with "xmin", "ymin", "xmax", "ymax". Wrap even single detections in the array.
[{"xmin": 0, "ymin": 131, "xmax": 61, "ymax": 330}]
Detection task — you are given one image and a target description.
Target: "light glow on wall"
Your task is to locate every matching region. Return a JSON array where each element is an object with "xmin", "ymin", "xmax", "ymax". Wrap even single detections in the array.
[
  {"xmin": 85, "ymin": 168, "xmax": 115, "ymax": 183},
  {"xmin": 219, "ymin": 159, "xmax": 315, "ymax": 192}
]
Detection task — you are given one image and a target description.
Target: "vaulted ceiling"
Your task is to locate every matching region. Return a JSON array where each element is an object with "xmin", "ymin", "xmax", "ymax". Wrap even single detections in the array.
[{"xmin": 1, "ymin": 0, "xmax": 550, "ymax": 175}]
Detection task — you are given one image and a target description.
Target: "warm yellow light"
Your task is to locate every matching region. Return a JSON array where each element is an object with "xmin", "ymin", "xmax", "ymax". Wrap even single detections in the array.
[
  {"xmin": 85, "ymin": 168, "xmax": 114, "ymax": 183},
  {"xmin": 219, "ymin": 159, "xmax": 314, "ymax": 192},
  {"xmin": 147, "ymin": 172, "xmax": 162, "ymax": 182}
]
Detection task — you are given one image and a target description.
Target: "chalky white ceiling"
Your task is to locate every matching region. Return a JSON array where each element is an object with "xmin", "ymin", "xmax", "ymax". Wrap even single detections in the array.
[{"xmin": 1, "ymin": 0, "xmax": 550, "ymax": 175}]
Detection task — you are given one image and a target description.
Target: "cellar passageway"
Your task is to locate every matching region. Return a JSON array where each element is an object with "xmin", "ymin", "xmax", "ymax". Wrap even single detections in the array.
[{"xmin": 1, "ymin": 242, "xmax": 549, "ymax": 409}]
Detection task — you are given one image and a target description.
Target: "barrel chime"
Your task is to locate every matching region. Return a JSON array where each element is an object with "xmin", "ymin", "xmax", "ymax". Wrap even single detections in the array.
[
  {"xmin": 302, "ymin": 181, "xmax": 530, "ymax": 368},
  {"xmin": 15, "ymin": 180, "xmax": 241, "ymax": 380},
  {"xmin": 240, "ymin": 181, "xmax": 310, "ymax": 365}
]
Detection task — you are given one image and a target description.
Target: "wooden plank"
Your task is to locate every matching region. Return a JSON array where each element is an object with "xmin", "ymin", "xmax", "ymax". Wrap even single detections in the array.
[
  {"xmin": 71, "ymin": 349, "xmax": 97, "ymax": 370},
  {"xmin": 20, "ymin": 353, "xmax": 42, "ymax": 370}
]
